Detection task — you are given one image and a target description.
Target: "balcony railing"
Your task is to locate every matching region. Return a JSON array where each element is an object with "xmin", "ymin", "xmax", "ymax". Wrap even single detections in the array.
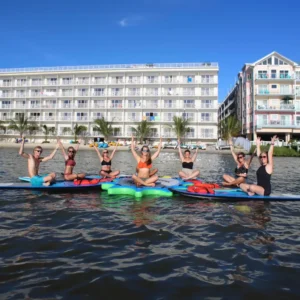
[
  {"xmin": 145, "ymin": 79, "xmax": 159, "ymax": 84},
  {"xmin": 31, "ymin": 81, "xmax": 42, "ymax": 86},
  {"xmin": 200, "ymin": 118, "xmax": 213, "ymax": 122},
  {"xmin": 77, "ymin": 92, "xmax": 89, "ymax": 97},
  {"xmin": 93, "ymin": 92, "xmax": 106, "ymax": 96},
  {"xmin": 164, "ymin": 104, "xmax": 176, "ymax": 109},
  {"xmin": 127, "ymin": 79, "xmax": 141, "ymax": 84},
  {"xmin": 0, "ymin": 116, "xmax": 10, "ymax": 121},
  {"xmin": 111, "ymin": 92, "xmax": 123, "ymax": 96},
  {"xmin": 76, "ymin": 116, "xmax": 88, "ymax": 121},
  {"xmin": 15, "ymin": 94, "xmax": 27, "ymax": 98},
  {"xmin": 29, "ymin": 117, "xmax": 41, "ymax": 121},
  {"xmin": 200, "ymin": 104, "xmax": 214, "ymax": 109},
  {"xmin": 61, "ymin": 92, "xmax": 73, "ymax": 97},
  {"xmin": 145, "ymin": 92, "xmax": 159, "ymax": 96},
  {"xmin": 61, "ymin": 104, "xmax": 72, "ymax": 109},
  {"xmin": 93, "ymin": 104, "xmax": 106, "ymax": 109},
  {"xmin": 111, "ymin": 80, "xmax": 124, "ymax": 84},
  {"xmin": 1, "ymin": 105, "xmax": 11, "ymax": 109},
  {"xmin": 94, "ymin": 80, "xmax": 107, "ymax": 85},
  {"xmin": 16, "ymin": 82, "xmax": 27, "ymax": 86},
  {"xmin": 257, "ymin": 120, "xmax": 294, "ymax": 127},
  {"xmin": 257, "ymin": 89, "xmax": 294, "ymax": 95},
  {"xmin": 76, "ymin": 80, "xmax": 90, "ymax": 85},
  {"xmin": 183, "ymin": 104, "xmax": 195, "ymax": 109},
  {"xmin": 75, "ymin": 104, "xmax": 88, "ymax": 109},
  {"xmin": 127, "ymin": 92, "xmax": 141, "ymax": 96},
  {"xmin": 44, "ymin": 116, "xmax": 55, "ymax": 121},
  {"xmin": 43, "ymin": 105, "xmax": 57, "ymax": 109},
  {"xmin": 255, "ymin": 74, "xmax": 294, "ymax": 80},
  {"xmin": 60, "ymin": 117, "xmax": 72, "ymax": 121},
  {"xmin": 62, "ymin": 80, "xmax": 74, "ymax": 85},
  {"xmin": 15, "ymin": 104, "xmax": 26, "ymax": 109},
  {"xmin": 127, "ymin": 103, "xmax": 141, "ymax": 108},
  {"xmin": 0, "ymin": 82, "xmax": 12, "ymax": 87},
  {"xmin": 1, "ymin": 94, "xmax": 12, "ymax": 98},
  {"xmin": 29, "ymin": 105, "xmax": 41, "ymax": 109},
  {"xmin": 46, "ymin": 81, "xmax": 58, "ymax": 86},
  {"xmin": 110, "ymin": 104, "xmax": 123, "ymax": 108},
  {"xmin": 256, "ymin": 104, "xmax": 295, "ymax": 110}
]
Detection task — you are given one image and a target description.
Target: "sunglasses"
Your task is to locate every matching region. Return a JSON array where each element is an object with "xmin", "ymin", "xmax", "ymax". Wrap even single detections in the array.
[
  {"xmin": 259, "ymin": 155, "xmax": 267, "ymax": 158},
  {"xmin": 103, "ymin": 152, "xmax": 108, "ymax": 154},
  {"xmin": 142, "ymin": 150, "xmax": 150, "ymax": 152},
  {"xmin": 68, "ymin": 150, "xmax": 74, "ymax": 153},
  {"xmin": 238, "ymin": 156, "xmax": 244, "ymax": 159},
  {"xmin": 35, "ymin": 150, "xmax": 42, "ymax": 153}
]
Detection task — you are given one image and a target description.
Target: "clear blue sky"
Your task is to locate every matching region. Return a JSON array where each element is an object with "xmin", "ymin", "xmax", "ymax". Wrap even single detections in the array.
[{"xmin": 0, "ymin": 0, "xmax": 299, "ymax": 102}]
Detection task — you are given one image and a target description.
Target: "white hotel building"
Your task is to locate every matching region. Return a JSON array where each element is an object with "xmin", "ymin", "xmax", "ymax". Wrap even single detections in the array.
[{"xmin": 0, "ymin": 63, "xmax": 218, "ymax": 142}]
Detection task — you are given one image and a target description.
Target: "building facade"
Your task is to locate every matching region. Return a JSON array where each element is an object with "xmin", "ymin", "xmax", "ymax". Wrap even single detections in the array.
[
  {"xmin": 219, "ymin": 52, "xmax": 300, "ymax": 141},
  {"xmin": 0, "ymin": 63, "xmax": 219, "ymax": 142}
]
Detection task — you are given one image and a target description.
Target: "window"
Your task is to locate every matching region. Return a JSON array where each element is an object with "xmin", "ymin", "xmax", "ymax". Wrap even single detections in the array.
[
  {"xmin": 201, "ymin": 99, "xmax": 212, "ymax": 108},
  {"xmin": 128, "ymin": 112, "xmax": 137, "ymax": 121},
  {"xmin": 182, "ymin": 112, "xmax": 194, "ymax": 121},
  {"xmin": 94, "ymin": 88, "xmax": 105, "ymax": 96},
  {"xmin": 111, "ymin": 99, "xmax": 122, "ymax": 108},
  {"xmin": 94, "ymin": 112, "xmax": 103, "ymax": 120},
  {"xmin": 164, "ymin": 75, "xmax": 174, "ymax": 83},
  {"xmin": 201, "ymin": 128, "xmax": 213, "ymax": 138},
  {"xmin": 201, "ymin": 75, "xmax": 213, "ymax": 83},
  {"xmin": 144, "ymin": 112, "xmax": 159, "ymax": 121},
  {"xmin": 280, "ymin": 70, "xmax": 289, "ymax": 78},
  {"xmin": 296, "ymin": 71, "xmax": 300, "ymax": 80},
  {"xmin": 271, "ymin": 85, "xmax": 277, "ymax": 89},
  {"xmin": 183, "ymin": 99, "xmax": 194, "ymax": 108},
  {"xmin": 247, "ymin": 73, "xmax": 252, "ymax": 80},
  {"xmin": 164, "ymin": 99, "xmax": 174, "ymax": 108},
  {"xmin": 258, "ymin": 70, "xmax": 268, "ymax": 78},
  {"xmin": 76, "ymin": 112, "xmax": 88, "ymax": 121},
  {"xmin": 201, "ymin": 113, "xmax": 211, "ymax": 122},
  {"xmin": 164, "ymin": 112, "xmax": 175, "ymax": 122},
  {"xmin": 62, "ymin": 77, "xmax": 73, "ymax": 85},
  {"xmin": 94, "ymin": 100, "xmax": 105, "ymax": 108},
  {"xmin": 271, "ymin": 70, "xmax": 276, "ymax": 79}
]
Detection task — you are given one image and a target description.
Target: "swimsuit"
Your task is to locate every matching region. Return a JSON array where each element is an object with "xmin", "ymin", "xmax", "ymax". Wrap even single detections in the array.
[
  {"xmin": 256, "ymin": 165, "xmax": 271, "ymax": 196},
  {"xmin": 30, "ymin": 174, "xmax": 49, "ymax": 186},
  {"xmin": 65, "ymin": 159, "xmax": 76, "ymax": 175},
  {"xmin": 137, "ymin": 161, "xmax": 152, "ymax": 169},
  {"xmin": 235, "ymin": 164, "xmax": 248, "ymax": 177},
  {"xmin": 101, "ymin": 160, "xmax": 112, "ymax": 166},
  {"xmin": 182, "ymin": 161, "xmax": 193, "ymax": 169}
]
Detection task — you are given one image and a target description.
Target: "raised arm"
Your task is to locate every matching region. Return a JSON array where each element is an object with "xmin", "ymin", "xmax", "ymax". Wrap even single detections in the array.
[
  {"xmin": 228, "ymin": 137, "xmax": 238, "ymax": 163},
  {"xmin": 266, "ymin": 135, "xmax": 277, "ymax": 173},
  {"xmin": 177, "ymin": 138, "xmax": 184, "ymax": 161},
  {"xmin": 192, "ymin": 146, "xmax": 199, "ymax": 162},
  {"xmin": 246, "ymin": 148, "xmax": 257, "ymax": 168},
  {"xmin": 256, "ymin": 136, "xmax": 262, "ymax": 161},
  {"xmin": 57, "ymin": 138, "xmax": 68, "ymax": 161},
  {"xmin": 131, "ymin": 135, "xmax": 140, "ymax": 161},
  {"xmin": 74, "ymin": 139, "xmax": 81, "ymax": 153},
  {"xmin": 151, "ymin": 137, "xmax": 162, "ymax": 160},
  {"xmin": 41, "ymin": 143, "xmax": 59, "ymax": 162},
  {"xmin": 19, "ymin": 135, "xmax": 29, "ymax": 158},
  {"xmin": 110, "ymin": 144, "xmax": 118, "ymax": 160},
  {"xmin": 93, "ymin": 144, "xmax": 103, "ymax": 162}
]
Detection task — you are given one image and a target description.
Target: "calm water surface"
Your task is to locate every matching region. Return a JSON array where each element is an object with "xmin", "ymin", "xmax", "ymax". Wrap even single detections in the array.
[{"xmin": 1, "ymin": 148, "xmax": 300, "ymax": 299}]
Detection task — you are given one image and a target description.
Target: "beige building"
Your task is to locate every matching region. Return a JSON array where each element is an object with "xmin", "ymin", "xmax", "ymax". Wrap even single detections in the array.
[
  {"xmin": 0, "ymin": 62, "xmax": 219, "ymax": 142},
  {"xmin": 219, "ymin": 52, "xmax": 300, "ymax": 141}
]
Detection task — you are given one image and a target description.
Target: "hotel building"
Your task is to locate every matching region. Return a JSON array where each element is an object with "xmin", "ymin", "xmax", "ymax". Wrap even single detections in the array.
[
  {"xmin": 0, "ymin": 63, "xmax": 219, "ymax": 142},
  {"xmin": 219, "ymin": 52, "xmax": 300, "ymax": 141}
]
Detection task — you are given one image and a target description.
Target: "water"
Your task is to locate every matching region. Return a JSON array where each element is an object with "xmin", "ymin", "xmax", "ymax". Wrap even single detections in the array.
[{"xmin": 1, "ymin": 148, "xmax": 300, "ymax": 299}]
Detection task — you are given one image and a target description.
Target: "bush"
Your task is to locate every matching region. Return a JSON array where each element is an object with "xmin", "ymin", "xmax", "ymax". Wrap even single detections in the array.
[
  {"xmin": 249, "ymin": 145, "xmax": 300, "ymax": 157},
  {"xmin": 42, "ymin": 141, "xmax": 50, "ymax": 144}
]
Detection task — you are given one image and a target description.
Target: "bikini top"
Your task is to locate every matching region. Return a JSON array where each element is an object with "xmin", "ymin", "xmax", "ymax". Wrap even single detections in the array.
[
  {"xmin": 101, "ymin": 160, "xmax": 112, "ymax": 166},
  {"xmin": 182, "ymin": 161, "xmax": 193, "ymax": 169},
  {"xmin": 137, "ymin": 160, "xmax": 152, "ymax": 169},
  {"xmin": 65, "ymin": 159, "xmax": 76, "ymax": 167},
  {"xmin": 235, "ymin": 164, "xmax": 248, "ymax": 175}
]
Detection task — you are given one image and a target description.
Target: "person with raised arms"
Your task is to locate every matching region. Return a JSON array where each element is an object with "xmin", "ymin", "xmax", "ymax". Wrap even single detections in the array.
[
  {"xmin": 131, "ymin": 136, "xmax": 162, "ymax": 187},
  {"xmin": 240, "ymin": 135, "xmax": 277, "ymax": 196},
  {"xmin": 57, "ymin": 139, "xmax": 86, "ymax": 181},
  {"xmin": 178, "ymin": 138, "xmax": 200, "ymax": 180},
  {"xmin": 19, "ymin": 135, "xmax": 59, "ymax": 186},
  {"xmin": 93, "ymin": 144, "xmax": 120, "ymax": 179},
  {"xmin": 222, "ymin": 137, "xmax": 256, "ymax": 187}
]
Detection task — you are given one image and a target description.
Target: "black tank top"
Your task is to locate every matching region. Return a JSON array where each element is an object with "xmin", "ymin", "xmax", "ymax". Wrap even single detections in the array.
[
  {"xmin": 235, "ymin": 164, "xmax": 248, "ymax": 176},
  {"xmin": 256, "ymin": 165, "xmax": 271, "ymax": 196},
  {"xmin": 182, "ymin": 161, "xmax": 193, "ymax": 169}
]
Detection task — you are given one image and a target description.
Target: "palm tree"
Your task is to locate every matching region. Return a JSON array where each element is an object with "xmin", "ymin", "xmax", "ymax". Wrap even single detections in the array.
[
  {"xmin": 169, "ymin": 116, "xmax": 191, "ymax": 139},
  {"xmin": 131, "ymin": 120, "xmax": 152, "ymax": 144},
  {"xmin": 8, "ymin": 114, "xmax": 38, "ymax": 137},
  {"xmin": 219, "ymin": 115, "xmax": 241, "ymax": 141},
  {"xmin": 0, "ymin": 120, "xmax": 6, "ymax": 133},
  {"xmin": 94, "ymin": 117, "xmax": 113, "ymax": 141},
  {"xmin": 41, "ymin": 124, "xmax": 56, "ymax": 142},
  {"xmin": 73, "ymin": 123, "xmax": 87, "ymax": 142}
]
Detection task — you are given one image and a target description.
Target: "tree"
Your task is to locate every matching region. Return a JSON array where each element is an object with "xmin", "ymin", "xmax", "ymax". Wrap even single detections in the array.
[
  {"xmin": 73, "ymin": 123, "xmax": 87, "ymax": 142},
  {"xmin": 8, "ymin": 114, "xmax": 38, "ymax": 137},
  {"xmin": 0, "ymin": 120, "xmax": 6, "ymax": 133},
  {"xmin": 169, "ymin": 116, "xmax": 191, "ymax": 139},
  {"xmin": 41, "ymin": 124, "xmax": 56, "ymax": 142},
  {"xmin": 94, "ymin": 117, "xmax": 113, "ymax": 141},
  {"xmin": 219, "ymin": 115, "xmax": 241, "ymax": 141},
  {"xmin": 131, "ymin": 120, "xmax": 152, "ymax": 144}
]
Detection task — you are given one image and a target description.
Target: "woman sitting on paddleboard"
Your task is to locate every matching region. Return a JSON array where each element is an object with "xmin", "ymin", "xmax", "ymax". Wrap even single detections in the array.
[
  {"xmin": 222, "ymin": 137, "xmax": 256, "ymax": 187},
  {"xmin": 240, "ymin": 135, "xmax": 276, "ymax": 196},
  {"xmin": 131, "ymin": 136, "xmax": 162, "ymax": 187},
  {"xmin": 93, "ymin": 144, "xmax": 120, "ymax": 179},
  {"xmin": 178, "ymin": 138, "xmax": 200, "ymax": 180},
  {"xmin": 58, "ymin": 139, "xmax": 86, "ymax": 181}
]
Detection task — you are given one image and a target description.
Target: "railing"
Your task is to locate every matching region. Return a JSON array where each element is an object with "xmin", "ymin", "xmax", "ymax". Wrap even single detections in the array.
[
  {"xmin": 255, "ymin": 74, "xmax": 294, "ymax": 79},
  {"xmin": 111, "ymin": 92, "xmax": 123, "ymax": 96},
  {"xmin": 93, "ymin": 104, "xmax": 106, "ymax": 109},
  {"xmin": 164, "ymin": 104, "xmax": 176, "ymax": 109},
  {"xmin": 145, "ymin": 92, "xmax": 159, "ymax": 96},
  {"xmin": 1, "ymin": 105, "xmax": 11, "ymax": 109},
  {"xmin": 62, "ymin": 92, "xmax": 73, "ymax": 97},
  {"xmin": 1, "ymin": 94, "xmax": 12, "ymax": 98},
  {"xmin": 29, "ymin": 117, "xmax": 41, "ymax": 121},
  {"xmin": 75, "ymin": 104, "xmax": 88, "ymax": 108},
  {"xmin": 111, "ymin": 80, "xmax": 124, "ymax": 84},
  {"xmin": 60, "ymin": 117, "xmax": 72, "ymax": 121},
  {"xmin": 0, "ymin": 82, "xmax": 12, "ymax": 87},
  {"xmin": 256, "ymin": 104, "xmax": 295, "ymax": 110},
  {"xmin": 31, "ymin": 93, "xmax": 41, "ymax": 97},
  {"xmin": 110, "ymin": 104, "xmax": 123, "ymax": 108},
  {"xmin": 61, "ymin": 105, "xmax": 72, "ymax": 109},
  {"xmin": 257, "ymin": 89, "xmax": 294, "ymax": 95},
  {"xmin": 0, "ymin": 116, "xmax": 11, "ymax": 121},
  {"xmin": 127, "ymin": 103, "xmax": 141, "ymax": 108},
  {"xmin": 46, "ymin": 81, "xmax": 58, "ymax": 86},
  {"xmin": 163, "ymin": 133, "xmax": 177, "ymax": 138},
  {"xmin": 94, "ymin": 80, "xmax": 107, "ymax": 85},
  {"xmin": 257, "ymin": 120, "xmax": 294, "ymax": 127},
  {"xmin": 93, "ymin": 92, "xmax": 106, "ymax": 96},
  {"xmin": 77, "ymin": 92, "xmax": 89, "ymax": 96},
  {"xmin": 183, "ymin": 104, "xmax": 195, "ymax": 108},
  {"xmin": 145, "ymin": 79, "xmax": 159, "ymax": 84},
  {"xmin": 29, "ymin": 105, "xmax": 41, "ymax": 109},
  {"xmin": 15, "ymin": 104, "xmax": 26, "ymax": 109},
  {"xmin": 15, "ymin": 94, "xmax": 27, "ymax": 98},
  {"xmin": 76, "ymin": 80, "xmax": 89, "ymax": 85},
  {"xmin": 200, "ymin": 118, "xmax": 213, "ymax": 122},
  {"xmin": 44, "ymin": 116, "xmax": 55, "ymax": 121},
  {"xmin": 145, "ymin": 104, "xmax": 159, "ymax": 109},
  {"xmin": 201, "ymin": 104, "xmax": 214, "ymax": 109},
  {"xmin": 127, "ymin": 92, "xmax": 141, "ymax": 96},
  {"xmin": 31, "ymin": 81, "xmax": 42, "ymax": 86},
  {"xmin": 76, "ymin": 116, "xmax": 88, "ymax": 121},
  {"xmin": 127, "ymin": 79, "xmax": 141, "ymax": 84},
  {"xmin": 16, "ymin": 82, "xmax": 27, "ymax": 86},
  {"xmin": 62, "ymin": 81, "xmax": 74, "ymax": 85},
  {"xmin": 0, "ymin": 62, "xmax": 218, "ymax": 73},
  {"xmin": 43, "ymin": 105, "xmax": 57, "ymax": 109}
]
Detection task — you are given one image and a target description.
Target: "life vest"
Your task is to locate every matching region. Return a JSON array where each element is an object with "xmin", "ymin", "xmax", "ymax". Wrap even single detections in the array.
[{"xmin": 187, "ymin": 185, "xmax": 215, "ymax": 194}]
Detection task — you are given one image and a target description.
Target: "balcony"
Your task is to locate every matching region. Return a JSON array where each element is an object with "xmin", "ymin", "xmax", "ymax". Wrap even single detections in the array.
[
  {"xmin": 145, "ymin": 79, "xmax": 159, "ymax": 84},
  {"xmin": 15, "ymin": 104, "xmax": 26, "ymax": 109},
  {"xmin": 162, "ymin": 118, "xmax": 174, "ymax": 122},
  {"xmin": 127, "ymin": 92, "xmax": 141, "ymax": 96},
  {"xmin": 183, "ymin": 104, "xmax": 195, "ymax": 109},
  {"xmin": 46, "ymin": 81, "xmax": 58, "ymax": 86},
  {"xmin": 15, "ymin": 94, "xmax": 27, "ymax": 98},
  {"xmin": 62, "ymin": 80, "xmax": 74, "ymax": 85},
  {"xmin": 31, "ymin": 81, "xmax": 42, "ymax": 86},
  {"xmin": 94, "ymin": 79, "xmax": 107, "ymax": 85},
  {"xmin": 257, "ymin": 120, "xmax": 294, "ymax": 128},
  {"xmin": 1, "ymin": 82, "xmax": 12, "ymax": 87},
  {"xmin": 256, "ymin": 104, "xmax": 295, "ymax": 111},
  {"xmin": 108, "ymin": 117, "xmax": 123, "ymax": 122},
  {"xmin": 200, "ymin": 104, "xmax": 214, "ymax": 109},
  {"xmin": 16, "ymin": 82, "xmax": 27, "ymax": 87},
  {"xmin": 200, "ymin": 118, "xmax": 213, "ymax": 122},
  {"xmin": 31, "ymin": 93, "xmax": 41, "ymax": 97},
  {"xmin": 145, "ymin": 92, "xmax": 159, "ymax": 96},
  {"xmin": 185, "ymin": 133, "xmax": 195, "ymax": 138},
  {"xmin": 200, "ymin": 79, "xmax": 216, "ymax": 84},
  {"xmin": 44, "ymin": 116, "xmax": 55, "ymax": 121},
  {"xmin": 1, "ymin": 94, "xmax": 12, "ymax": 98},
  {"xmin": 111, "ymin": 80, "xmax": 124, "ymax": 84},
  {"xmin": 29, "ymin": 117, "xmax": 41, "ymax": 121},
  {"xmin": 110, "ymin": 104, "xmax": 123, "ymax": 109},
  {"xmin": 43, "ymin": 105, "xmax": 57, "ymax": 109},
  {"xmin": 127, "ymin": 103, "xmax": 141, "ymax": 108},
  {"xmin": 161, "ymin": 79, "xmax": 175, "ymax": 84},
  {"xmin": 61, "ymin": 104, "xmax": 73, "ymax": 109},
  {"xmin": 60, "ymin": 116, "xmax": 72, "ymax": 121},
  {"xmin": 255, "ymin": 74, "xmax": 294, "ymax": 80},
  {"xmin": 42, "ymin": 92, "xmax": 57, "ymax": 97},
  {"xmin": 75, "ymin": 104, "xmax": 89, "ymax": 109},
  {"xmin": 0, "ymin": 116, "xmax": 10, "ymax": 121},
  {"xmin": 256, "ymin": 89, "xmax": 294, "ymax": 96},
  {"xmin": 0, "ymin": 105, "xmax": 12, "ymax": 109},
  {"xmin": 29, "ymin": 105, "xmax": 41, "ymax": 109},
  {"xmin": 76, "ymin": 116, "xmax": 88, "ymax": 121},
  {"xmin": 111, "ymin": 92, "xmax": 123, "ymax": 97},
  {"xmin": 93, "ymin": 92, "xmax": 106, "ymax": 97},
  {"xmin": 93, "ymin": 104, "xmax": 106, "ymax": 109},
  {"xmin": 127, "ymin": 79, "xmax": 141, "ymax": 84},
  {"xmin": 61, "ymin": 92, "xmax": 73, "ymax": 97},
  {"xmin": 163, "ymin": 133, "xmax": 176, "ymax": 138},
  {"xmin": 164, "ymin": 104, "xmax": 176, "ymax": 109},
  {"xmin": 77, "ymin": 92, "xmax": 89, "ymax": 97},
  {"xmin": 145, "ymin": 103, "xmax": 159, "ymax": 109}
]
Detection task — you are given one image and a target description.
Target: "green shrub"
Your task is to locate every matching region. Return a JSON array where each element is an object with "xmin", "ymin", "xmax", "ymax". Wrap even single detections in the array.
[{"xmin": 249, "ymin": 145, "xmax": 300, "ymax": 157}]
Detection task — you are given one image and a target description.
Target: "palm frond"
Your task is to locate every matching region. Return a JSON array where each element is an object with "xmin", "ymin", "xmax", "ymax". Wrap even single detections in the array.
[
  {"xmin": 131, "ymin": 120, "xmax": 152, "ymax": 143},
  {"xmin": 94, "ymin": 117, "xmax": 113, "ymax": 141},
  {"xmin": 219, "ymin": 115, "xmax": 241, "ymax": 141}
]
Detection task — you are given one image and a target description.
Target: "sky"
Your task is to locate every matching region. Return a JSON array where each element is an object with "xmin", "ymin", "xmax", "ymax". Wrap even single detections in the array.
[{"xmin": 0, "ymin": 0, "xmax": 299, "ymax": 102}]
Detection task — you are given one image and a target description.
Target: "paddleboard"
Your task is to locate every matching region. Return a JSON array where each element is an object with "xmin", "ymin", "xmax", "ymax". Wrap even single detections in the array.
[
  {"xmin": 18, "ymin": 175, "xmax": 102, "ymax": 182},
  {"xmin": 169, "ymin": 186, "xmax": 300, "ymax": 201}
]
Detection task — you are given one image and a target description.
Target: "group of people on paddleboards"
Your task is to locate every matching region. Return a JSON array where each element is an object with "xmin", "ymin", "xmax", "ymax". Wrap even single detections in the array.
[{"xmin": 19, "ymin": 134, "xmax": 277, "ymax": 197}]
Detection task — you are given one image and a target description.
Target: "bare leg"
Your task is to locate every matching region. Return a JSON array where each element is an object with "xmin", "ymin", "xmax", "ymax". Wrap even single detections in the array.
[
  {"xmin": 223, "ymin": 174, "xmax": 235, "ymax": 184},
  {"xmin": 183, "ymin": 170, "xmax": 200, "ymax": 180},
  {"xmin": 179, "ymin": 171, "xmax": 188, "ymax": 179},
  {"xmin": 223, "ymin": 176, "xmax": 245, "ymax": 187},
  {"xmin": 64, "ymin": 173, "xmax": 86, "ymax": 181},
  {"xmin": 132, "ymin": 174, "xmax": 156, "ymax": 187},
  {"xmin": 150, "ymin": 168, "xmax": 158, "ymax": 177},
  {"xmin": 43, "ymin": 172, "xmax": 56, "ymax": 186},
  {"xmin": 144, "ymin": 175, "xmax": 158, "ymax": 187},
  {"xmin": 240, "ymin": 183, "xmax": 265, "ymax": 196},
  {"xmin": 100, "ymin": 170, "xmax": 120, "ymax": 179}
]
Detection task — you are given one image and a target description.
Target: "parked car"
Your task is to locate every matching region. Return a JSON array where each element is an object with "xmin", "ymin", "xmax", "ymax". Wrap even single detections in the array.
[
  {"xmin": 180, "ymin": 144, "xmax": 189, "ymax": 149},
  {"xmin": 163, "ymin": 141, "xmax": 178, "ymax": 149},
  {"xmin": 215, "ymin": 143, "xmax": 231, "ymax": 150},
  {"xmin": 189, "ymin": 144, "xmax": 207, "ymax": 150}
]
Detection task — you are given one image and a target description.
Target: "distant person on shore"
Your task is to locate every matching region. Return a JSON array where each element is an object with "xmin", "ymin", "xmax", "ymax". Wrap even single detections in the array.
[
  {"xmin": 93, "ymin": 144, "xmax": 120, "ymax": 178},
  {"xmin": 131, "ymin": 136, "xmax": 162, "ymax": 187},
  {"xmin": 57, "ymin": 139, "xmax": 86, "ymax": 181},
  {"xmin": 178, "ymin": 138, "xmax": 200, "ymax": 180},
  {"xmin": 240, "ymin": 135, "xmax": 276, "ymax": 196},
  {"xmin": 222, "ymin": 137, "xmax": 256, "ymax": 187},
  {"xmin": 19, "ymin": 135, "xmax": 59, "ymax": 186}
]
